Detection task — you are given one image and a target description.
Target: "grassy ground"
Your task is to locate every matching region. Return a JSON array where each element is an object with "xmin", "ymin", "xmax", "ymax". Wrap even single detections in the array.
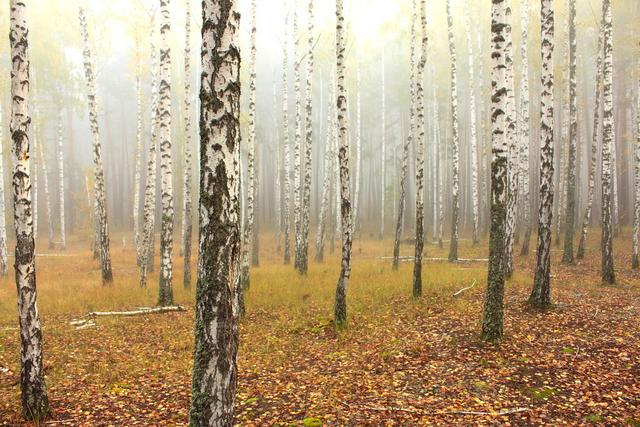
[{"xmin": 0, "ymin": 231, "xmax": 639, "ymax": 426}]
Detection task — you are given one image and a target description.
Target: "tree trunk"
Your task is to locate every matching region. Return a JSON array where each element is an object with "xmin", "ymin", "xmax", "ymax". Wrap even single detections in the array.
[
  {"xmin": 282, "ymin": 10, "xmax": 292, "ymax": 265},
  {"xmin": 600, "ymin": 0, "xmax": 615, "ymax": 285},
  {"xmin": 57, "ymin": 111, "xmax": 66, "ymax": 250},
  {"xmin": 157, "ymin": 0, "xmax": 174, "ymax": 307},
  {"xmin": 334, "ymin": 0, "xmax": 353, "ymax": 329},
  {"xmin": 633, "ymin": 52, "xmax": 640, "ymax": 269},
  {"xmin": 10, "ymin": 0, "xmax": 50, "ymax": 418},
  {"xmin": 182, "ymin": 0, "xmax": 194, "ymax": 288},
  {"xmin": 316, "ymin": 79, "xmax": 335, "ymax": 263},
  {"xmin": 504, "ymin": 1, "xmax": 518, "ymax": 278},
  {"xmin": 561, "ymin": 0, "xmax": 577, "ymax": 264},
  {"xmin": 464, "ymin": 2, "xmax": 480, "ymax": 246},
  {"xmin": 0, "ymin": 104, "xmax": 9, "ymax": 275},
  {"xmin": 446, "ymin": 0, "xmax": 460, "ymax": 262},
  {"xmin": 529, "ymin": 0, "xmax": 555, "ymax": 309},
  {"xmin": 412, "ymin": 0, "xmax": 427, "ymax": 297},
  {"xmin": 481, "ymin": 0, "xmax": 509, "ymax": 342},
  {"xmin": 139, "ymin": 23, "xmax": 159, "ymax": 289},
  {"xmin": 519, "ymin": 0, "xmax": 532, "ymax": 256},
  {"xmin": 133, "ymin": 73, "xmax": 143, "ymax": 262},
  {"xmin": 189, "ymin": 2, "xmax": 240, "ymax": 424},
  {"xmin": 393, "ymin": 0, "xmax": 416, "ymax": 271},
  {"xmin": 380, "ymin": 49, "xmax": 386, "ymax": 240},
  {"xmin": 293, "ymin": 7, "xmax": 303, "ymax": 271},
  {"xmin": 79, "ymin": 7, "xmax": 113, "ymax": 284},
  {"xmin": 32, "ymin": 116, "xmax": 38, "ymax": 242},
  {"xmin": 353, "ymin": 70, "xmax": 362, "ymax": 236},
  {"xmin": 576, "ymin": 23, "xmax": 603, "ymax": 259},
  {"xmin": 241, "ymin": 0, "xmax": 257, "ymax": 289},
  {"xmin": 37, "ymin": 142, "xmax": 54, "ymax": 250}
]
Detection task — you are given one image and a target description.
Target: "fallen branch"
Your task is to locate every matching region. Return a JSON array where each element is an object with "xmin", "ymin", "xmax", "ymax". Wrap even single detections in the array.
[
  {"xmin": 453, "ymin": 279, "xmax": 477, "ymax": 297},
  {"xmin": 438, "ymin": 407, "xmax": 529, "ymax": 416},
  {"xmin": 86, "ymin": 306, "xmax": 185, "ymax": 317}
]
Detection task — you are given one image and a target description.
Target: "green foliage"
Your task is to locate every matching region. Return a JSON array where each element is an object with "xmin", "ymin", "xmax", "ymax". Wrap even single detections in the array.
[{"xmin": 302, "ymin": 417, "xmax": 322, "ymax": 427}]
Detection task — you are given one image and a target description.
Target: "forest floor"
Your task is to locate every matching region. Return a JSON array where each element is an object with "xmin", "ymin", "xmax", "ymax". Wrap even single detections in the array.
[{"xmin": 0, "ymin": 231, "xmax": 639, "ymax": 426}]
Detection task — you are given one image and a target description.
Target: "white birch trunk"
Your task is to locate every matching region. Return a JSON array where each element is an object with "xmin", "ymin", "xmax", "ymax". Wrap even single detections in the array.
[
  {"xmin": 633, "ymin": 52, "xmax": 640, "ymax": 269},
  {"xmin": 334, "ymin": 0, "xmax": 352, "ymax": 329},
  {"xmin": 600, "ymin": 0, "xmax": 615, "ymax": 285},
  {"xmin": 446, "ymin": 0, "xmax": 460, "ymax": 262},
  {"xmin": 37, "ymin": 142, "xmax": 54, "ymax": 249},
  {"xmin": 57, "ymin": 111, "xmax": 66, "ymax": 250},
  {"xmin": 298, "ymin": 0, "xmax": 314, "ymax": 274},
  {"xmin": 133, "ymin": 72, "xmax": 143, "ymax": 262},
  {"xmin": 282, "ymin": 6, "xmax": 292, "ymax": 265},
  {"xmin": 519, "ymin": 0, "xmax": 532, "ymax": 256},
  {"xmin": 0, "ymin": 104, "xmax": 8, "ymax": 275},
  {"xmin": 482, "ymin": 0, "xmax": 508, "ymax": 342},
  {"xmin": 241, "ymin": 0, "xmax": 257, "ymax": 289},
  {"xmin": 464, "ymin": 1, "xmax": 480, "ymax": 246},
  {"xmin": 182, "ymin": 0, "xmax": 194, "ymax": 288},
  {"xmin": 293, "ymin": 5, "xmax": 303, "ymax": 269},
  {"xmin": 79, "ymin": 7, "xmax": 113, "ymax": 284},
  {"xmin": 189, "ymin": 1, "xmax": 241, "ymax": 423},
  {"xmin": 316, "ymin": 80, "xmax": 335, "ymax": 262},
  {"xmin": 10, "ymin": 0, "xmax": 50, "ymax": 418},
  {"xmin": 412, "ymin": 0, "xmax": 427, "ymax": 297},
  {"xmin": 353, "ymin": 70, "xmax": 362, "ymax": 235},
  {"xmin": 529, "ymin": 0, "xmax": 555, "ymax": 308}
]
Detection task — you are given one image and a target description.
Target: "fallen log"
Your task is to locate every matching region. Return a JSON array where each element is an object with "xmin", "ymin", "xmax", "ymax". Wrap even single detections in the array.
[{"xmin": 86, "ymin": 306, "xmax": 185, "ymax": 317}]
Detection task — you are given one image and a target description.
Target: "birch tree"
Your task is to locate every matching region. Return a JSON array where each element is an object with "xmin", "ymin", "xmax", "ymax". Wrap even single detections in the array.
[
  {"xmin": 412, "ymin": 0, "xmax": 427, "ymax": 298},
  {"xmin": 529, "ymin": 0, "xmax": 555, "ymax": 309},
  {"xmin": 293, "ymin": 5, "xmax": 303, "ymax": 270},
  {"xmin": 133, "ymin": 70, "xmax": 143, "ymax": 262},
  {"xmin": 353, "ymin": 70, "xmax": 362, "ymax": 235},
  {"xmin": 10, "ymin": 0, "xmax": 50, "ymax": 418},
  {"xmin": 298, "ymin": 0, "xmax": 314, "ymax": 274},
  {"xmin": 464, "ymin": 0, "xmax": 479, "ymax": 246},
  {"xmin": 482, "ymin": 0, "xmax": 508, "ymax": 342},
  {"xmin": 631, "ymin": 52, "xmax": 640, "ymax": 269},
  {"xmin": 393, "ymin": 0, "xmax": 416, "ymax": 270},
  {"xmin": 182, "ymin": 0, "xmax": 194, "ymax": 287},
  {"xmin": 519, "ymin": 0, "xmax": 532, "ymax": 256},
  {"xmin": 600, "ymin": 0, "xmax": 615, "ymax": 285},
  {"xmin": 57, "ymin": 112, "xmax": 66, "ymax": 250},
  {"xmin": 189, "ymin": 0, "xmax": 241, "ymax": 423},
  {"xmin": 446, "ymin": 0, "xmax": 460, "ymax": 262},
  {"xmin": 241, "ymin": 0, "xmax": 257, "ymax": 288},
  {"xmin": 562, "ymin": 0, "xmax": 578, "ymax": 264},
  {"xmin": 576, "ymin": 21, "xmax": 603, "ymax": 260},
  {"xmin": 503, "ymin": 0, "xmax": 518, "ymax": 278},
  {"xmin": 380, "ymin": 48, "xmax": 386, "ymax": 240},
  {"xmin": 37, "ymin": 143, "xmax": 54, "ymax": 249},
  {"xmin": 282, "ymin": 6, "xmax": 292, "ymax": 265},
  {"xmin": 79, "ymin": 7, "xmax": 113, "ymax": 284},
  {"xmin": 157, "ymin": 0, "xmax": 174, "ymax": 307},
  {"xmin": 32, "ymin": 113, "xmax": 37, "ymax": 242},
  {"xmin": 316, "ymin": 79, "xmax": 335, "ymax": 262},
  {"xmin": 633, "ymin": 52, "xmax": 640, "ymax": 269},
  {"xmin": 0, "ymin": 104, "xmax": 9, "ymax": 275},
  {"xmin": 334, "ymin": 0, "xmax": 353, "ymax": 329}
]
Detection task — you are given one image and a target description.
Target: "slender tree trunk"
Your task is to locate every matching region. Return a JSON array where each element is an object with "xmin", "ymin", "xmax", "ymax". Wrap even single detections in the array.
[
  {"xmin": 79, "ymin": 7, "xmax": 113, "ymax": 284},
  {"xmin": 464, "ymin": 2, "xmax": 479, "ymax": 246},
  {"xmin": 32, "ymin": 115, "xmax": 38, "ymax": 242},
  {"xmin": 380, "ymin": 49, "xmax": 386, "ymax": 240},
  {"xmin": 529, "ymin": 0, "xmax": 555, "ymax": 309},
  {"xmin": 274, "ymin": 79, "xmax": 282, "ymax": 252},
  {"xmin": 481, "ymin": 0, "xmax": 509, "ymax": 342},
  {"xmin": 633, "ymin": 53, "xmax": 640, "ymax": 269},
  {"xmin": 600, "ymin": 0, "xmax": 615, "ymax": 285},
  {"xmin": 57, "ymin": 111, "xmax": 66, "ymax": 250},
  {"xmin": 519, "ymin": 0, "xmax": 532, "ymax": 256},
  {"xmin": 157, "ymin": 0, "xmax": 174, "ymax": 307},
  {"xmin": 504, "ymin": 1, "xmax": 518, "ymax": 278},
  {"xmin": 316, "ymin": 79, "xmax": 335, "ymax": 262},
  {"xmin": 412, "ymin": 0, "xmax": 427, "ymax": 298},
  {"xmin": 37, "ymin": 143, "xmax": 54, "ymax": 249},
  {"xmin": 10, "ymin": 0, "xmax": 50, "ymax": 418},
  {"xmin": 334, "ymin": 0, "xmax": 353, "ymax": 329},
  {"xmin": 576, "ymin": 23, "xmax": 603, "ymax": 259},
  {"xmin": 0, "ymin": 104, "xmax": 8, "ymax": 275},
  {"xmin": 353, "ymin": 70, "xmax": 362, "ymax": 235},
  {"xmin": 282, "ymin": 8, "xmax": 292, "ymax": 265},
  {"xmin": 139, "ymin": 24, "xmax": 159, "ymax": 288},
  {"xmin": 241, "ymin": 0, "xmax": 258, "ymax": 289},
  {"xmin": 393, "ymin": 0, "xmax": 416, "ymax": 270},
  {"xmin": 293, "ymin": 6, "xmax": 303, "ymax": 270},
  {"xmin": 446, "ymin": 0, "xmax": 460, "ymax": 262},
  {"xmin": 555, "ymin": 37, "xmax": 569, "ymax": 248},
  {"xmin": 133, "ymin": 73, "xmax": 143, "ymax": 262},
  {"xmin": 561, "ymin": 0, "xmax": 577, "ymax": 263},
  {"xmin": 298, "ymin": 0, "xmax": 314, "ymax": 274},
  {"xmin": 182, "ymin": 0, "xmax": 194, "ymax": 288},
  {"xmin": 189, "ymin": 2, "xmax": 240, "ymax": 424}
]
